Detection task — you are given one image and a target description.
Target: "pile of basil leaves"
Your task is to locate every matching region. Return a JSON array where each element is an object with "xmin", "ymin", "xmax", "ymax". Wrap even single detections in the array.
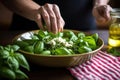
[
  {"xmin": 0, "ymin": 45, "xmax": 29, "ymax": 79},
  {"xmin": 15, "ymin": 30, "xmax": 99, "ymax": 55}
]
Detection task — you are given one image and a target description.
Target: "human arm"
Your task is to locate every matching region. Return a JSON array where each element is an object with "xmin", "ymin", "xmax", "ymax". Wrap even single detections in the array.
[
  {"xmin": 92, "ymin": 0, "xmax": 112, "ymax": 25},
  {"xmin": 1, "ymin": 0, "xmax": 64, "ymax": 33},
  {"xmin": 1, "ymin": 0, "xmax": 40, "ymax": 21}
]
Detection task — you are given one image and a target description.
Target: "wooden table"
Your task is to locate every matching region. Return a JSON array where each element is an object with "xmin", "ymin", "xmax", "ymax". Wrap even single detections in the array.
[{"xmin": 0, "ymin": 30, "xmax": 109, "ymax": 80}]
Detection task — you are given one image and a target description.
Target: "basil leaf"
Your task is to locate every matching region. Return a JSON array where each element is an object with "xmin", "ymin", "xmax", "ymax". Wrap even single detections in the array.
[
  {"xmin": 38, "ymin": 30, "xmax": 48, "ymax": 38},
  {"xmin": 78, "ymin": 46, "xmax": 92, "ymax": 53},
  {"xmin": 83, "ymin": 36, "xmax": 96, "ymax": 49},
  {"xmin": 41, "ymin": 50, "xmax": 51, "ymax": 55},
  {"xmin": 34, "ymin": 41, "xmax": 44, "ymax": 54},
  {"xmin": 11, "ymin": 45, "xmax": 20, "ymax": 51},
  {"xmin": 0, "ymin": 50, "xmax": 9, "ymax": 59},
  {"xmin": 92, "ymin": 33, "xmax": 98, "ymax": 42},
  {"xmin": 0, "ymin": 46, "xmax": 4, "ymax": 50},
  {"xmin": 78, "ymin": 32, "xmax": 85, "ymax": 38},
  {"xmin": 63, "ymin": 31, "xmax": 78, "ymax": 41},
  {"xmin": 7, "ymin": 56, "xmax": 19, "ymax": 70},
  {"xmin": 107, "ymin": 47, "xmax": 120, "ymax": 56},
  {"xmin": 54, "ymin": 47, "xmax": 72, "ymax": 55},
  {"xmin": 15, "ymin": 69, "xmax": 28, "ymax": 79},
  {"xmin": 14, "ymin": 53, "xmax": 30, "ymax": 71},
  {"xmin": 0, "ymin": 67, "xmax": 16, "ymax": 79},
  {"xmin": 24, "ymin": 45, "xmax": 34, "ymax": 53},
  {"xmin": 14, "ymin": 41, "xmax": 29, "ymax": 49}
]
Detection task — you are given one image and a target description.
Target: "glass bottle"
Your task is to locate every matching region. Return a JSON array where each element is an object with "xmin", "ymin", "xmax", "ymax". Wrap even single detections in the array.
[{"xmin": 108, "ymin": 8, "xmax": 120, "ymax": 47}]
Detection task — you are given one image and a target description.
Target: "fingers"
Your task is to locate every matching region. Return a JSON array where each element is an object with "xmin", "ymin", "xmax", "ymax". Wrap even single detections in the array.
[
  {"xmin": 44, "ymin": 3, "xmax": 57, "ymax": 33},
  {"xmin": 35, "ymin": 13, "xmax": 45, "ymax": 30},
  {"xmin": 93, "ymin": 6, "xmax": 104, "ymax": 23},
  {"xmin": 93, "ymin": 8, "xmax": 106, "ymax": 24},
  {"xmin": 101, "ymin": 5, "xmax": 111, "ymax": 20},
  {"xmin": 37, "ymin": 3, "xmax": 65, "ymax": 34},
  {"xmin": 53, "ymin": 4, "xmax": 65, "ymax": 32},
  {"xmin": 93, "ymin": 5, "xmax": 112, "ymax": 24},
  {"xmin": 39, "ymin": 6, "xmax": 51, "ymax": 31},
  {"xmin": 100, "ymin": 5, "xmax": 111, "ymax": 19}
]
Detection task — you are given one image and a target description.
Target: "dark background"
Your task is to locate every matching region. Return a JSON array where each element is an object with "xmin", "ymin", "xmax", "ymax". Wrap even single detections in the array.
[{"xmin": 0, "ymin": 0, "xmax": 120, "ymax": 30}]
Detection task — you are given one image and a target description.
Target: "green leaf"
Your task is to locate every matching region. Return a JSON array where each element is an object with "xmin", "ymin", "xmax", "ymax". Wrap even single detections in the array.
[
  {"xmin": 21, "ymin": 39, "xmax": 37, "ymax": 45},
  {"xmin": 34, "ymin": 41, "xmax": 44, "ymax": 54},
  {"xmin": 15, "ymin": 69, "xmax": 28, "ymax": 79},
  {"xmin": 78, "ymin": 32, "xmax": 85, "ymax": 38},
  {"xmin": 55, "ymin": 47, "xmax": 72, "ymax": 55},
  {"xmin": 38, "ymin": 30, "xmax": 48, "ymax": 38},
  {"xmin": 56, "ymin": 32, "xmax": 63, "ymax": 37},
  {"xmin": 24, "ymin": 45, "xmax": 34, "ymax": 53},
  {"xmin": 14, "ymin": 53, "xmax": 30, "ymax": 71},
  {"xmin": 4, "ymin": 45, "xmax": 11, "ymax": 52},
  {"xmin": 11, "ymin": 45, "xmax": 20, "ymax": 51},
  {"xmin": 0, "ymin": 50, "xmax": 9, "ymax": 59},
  {"xmin": 0, "ymin": 45, "xmax": 4, "ymax": 50},
  {"xmin": 92, "ymin": 33, "xmax": 98, "ymax": 42},
  {"xmin": 0, "ymin": 67, "xmax": 16, "ymax": 79},
  {"xmin": 78, "ymin": 46, "xmax": 92, "ymax": 53},
  {"xmin": 48, "ymin": 31, "xmax": 57, "ymax": 38},
  {"xmin": 107, "ymin": 47, "xmax": 120, "ymax": 56},
  {"xmin": 63, "ymin": 31, "xmax": 78, "ymax": 41},
  {"xmin": 14, "ymin": 41, "xmax": 29, "ymax": 49},
  {"xmin": 83, "ymin": 36, "xmax": 96, "ymax": 49},
  {"xmin": 41, "ymin": 50, "xmax": 51, "ymax": 55},
  {"xmin": 7, "ymin": 56, "xmax": 19, "ymax": 70},
  {"xmin": 31, "ymin": 35, "xmax": 39, "ymax": 40}
]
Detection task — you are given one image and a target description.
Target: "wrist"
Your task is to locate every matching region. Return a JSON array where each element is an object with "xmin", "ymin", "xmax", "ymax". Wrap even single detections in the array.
[{"xmin": 30, "ymin": 6, "xmax": 41, "ymax": 22}]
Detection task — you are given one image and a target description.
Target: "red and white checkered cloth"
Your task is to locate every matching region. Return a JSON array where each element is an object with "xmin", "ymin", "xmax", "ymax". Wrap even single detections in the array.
[{"xmin": 68, "ymin": 51, "xmax": 120, "ymax": 80}]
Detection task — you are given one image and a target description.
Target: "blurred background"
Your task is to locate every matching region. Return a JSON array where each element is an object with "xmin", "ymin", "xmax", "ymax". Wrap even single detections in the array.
[{"xmin": 0, "ymin": 0, "xmax": 120, "ymax": 30}]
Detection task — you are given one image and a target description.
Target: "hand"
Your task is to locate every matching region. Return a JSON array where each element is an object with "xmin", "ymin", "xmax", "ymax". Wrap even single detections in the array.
[
  {"xmin": 92, "ymin": 5, "xmax": 112, "ymax": 24},
  {"xmin": 35, "ymin": 3, "xmax": 65, "ymax": 33}
]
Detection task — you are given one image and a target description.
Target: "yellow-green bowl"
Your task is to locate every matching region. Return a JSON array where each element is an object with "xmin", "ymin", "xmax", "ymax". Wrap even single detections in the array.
[{"xmin": 13, "ymin": 30, "xmax": 104, "ymax": 67}]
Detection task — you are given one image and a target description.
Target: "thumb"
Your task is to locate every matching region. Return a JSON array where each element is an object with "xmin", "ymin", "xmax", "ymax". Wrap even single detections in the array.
[{"xmin": 103, "ymin": 5, "xmax": 112, "ymax": 21}]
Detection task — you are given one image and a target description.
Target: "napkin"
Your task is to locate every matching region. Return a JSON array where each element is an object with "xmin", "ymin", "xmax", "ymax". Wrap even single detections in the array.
[{"xmin": 68, "ymin": 51, "xmax": 120, "ymax": 80}]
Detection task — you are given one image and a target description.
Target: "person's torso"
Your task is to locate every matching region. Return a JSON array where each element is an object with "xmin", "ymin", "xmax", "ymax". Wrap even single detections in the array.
[{"xmin": 11, "ymin": 0, "xmax": 96, "ymax": 31}]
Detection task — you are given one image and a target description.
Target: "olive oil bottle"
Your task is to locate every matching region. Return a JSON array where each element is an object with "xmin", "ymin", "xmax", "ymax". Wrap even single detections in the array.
[{"xmin": 108, "ymin": 8, "xmax": 120, "ymax": 47}]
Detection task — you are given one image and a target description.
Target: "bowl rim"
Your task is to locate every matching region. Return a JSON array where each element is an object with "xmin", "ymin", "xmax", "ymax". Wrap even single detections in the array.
[{"xmin": 13, "ymin": 29, "xmax": 104, "ymax": 57}]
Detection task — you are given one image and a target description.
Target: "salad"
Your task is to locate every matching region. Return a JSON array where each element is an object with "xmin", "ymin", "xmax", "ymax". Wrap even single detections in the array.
[{"xmin": 14, "ymin": 30, "xmax": 99, "ymax": 55}]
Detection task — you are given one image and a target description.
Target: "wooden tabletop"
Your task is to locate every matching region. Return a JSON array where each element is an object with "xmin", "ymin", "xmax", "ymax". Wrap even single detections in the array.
[{"xmin": 0, "ymin": 30, "xmax": 109, "ymax": 80}]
